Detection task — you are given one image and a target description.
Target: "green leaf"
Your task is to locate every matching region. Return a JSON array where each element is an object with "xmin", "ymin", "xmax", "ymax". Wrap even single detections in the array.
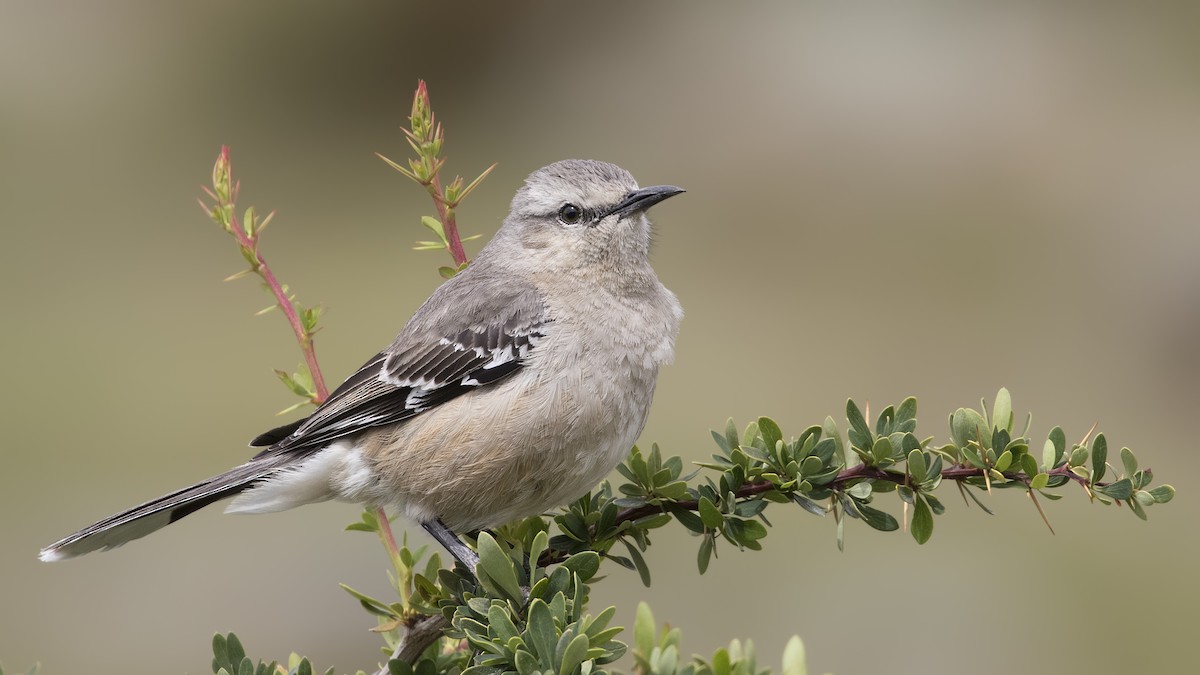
[
  {"xmin": 1149, "ymin": 485, "xmax": 1176, "ymax": 504},
  {"xmin": 961, "ymin": 445, "xmax": 987, "ymax": 470},
  {"xmin": 514, "ymin": 650, "xmax": 540, "ymax": 675},
  {"xmin": 633, "ymin": 512, "xmax": 672, "ymax": 530},
  {"xmin": 992, "ymin": 387, "xmax": 1012, "ymax": 432},
  {"xmin": 213, "ymin": 634, "xmax": 230, "ymax": 673},
  {"xmin": 846, "ymin": 399, "xmax": 871, "ymax": 449},
  {"xmin": 476, "ymin": 532, "xmax": 523, "ymax": 602},
  {"xmin": 527, "ymin": 600, "xmax": 558, "ymax": 668},
  {"xmin": 583, "ymin": 605, "xmax": 618, "ymax": 638},
  {"xmin": 299, "ymin": 305, "xmax": 320, "ymax": 333},
  {"xmin": 698, "ymin": 496, "xmax": 723, "ymax": 529},
  {"xmin": 1069, "ymin": 446, "xmax": 1088, "ymax": 467},
  {"xmin": 242, "ymin": 205, "xmax": 256, "ymax": 238},
  {"xmin": 742, "ymin": 420, "xmax": 761, "ymax": 448},
  {"xmin": 994, "ymin": 449, "xmax": 1013, "ymax": 473},
  {"xmin": 712, "ymin": 647, "xmax": 731, "ymax": 675},
  {"xmin": 907, "ymin": 449, "xmax": 927, "ymax": 483},
  {"xmin": 623, "ymin": 540, "xmax": 652, "ymax": 587},
  {"xmin": 781, "ymin": 636, "xmax": 808, "ymax": 675},
  {"xmin": 226, "ymin": 633, "xmax": 245, "ymax": 665},
  {"xmin": 911, "ymin": 497, "xmax": 933, "ymax": 544},
  {"xmin": 735, "ymin": 518, "xmax": 768, "ymax": 541},
  {"xmin": 1020, "ymin": 453, "xmax": 1039, "ymax": 479},
  {"xmin": 724, "ymin": 419, "xmax": 740, "ymax": 455},
  {"xmin": 710, "ymin": 429, "xmax": 732, "ymax": 454},
  {"xmin": 791, "ymin": 493, "xmax": 827, "ymax": 517},
  {"xmin": 672, "ymin": 506, "xmax": 706, "ymax": 533},
  {"xmin": 1041, "ymin": 438, "xmax": 1057, "ymax": 471},
  {"xmin": 697, "ymin": 535, "xmax": 714, "ymax": 574},
  {"xmin": 871, "ymin": 436, "xmax": 893, "ymax": 465},
  {"xmin": 1047, "ymin": 427, "xmax": 1066, "ymax": 467},
  {"xmin": 1030, "ymin": 473, "xmax": 1049, "ymax": 490},
  {"xmin": 559, "ymin": 633, "xmax": 590, "ymax": 675},
  {"xmin": 1096, "ymin": 478, "xmax": 1133, "ymax": 501},
  {"xmin": 950, "ymin": 408, "xmax": 986, "ymax": 448},
  {"xmin": 823, "ymin": 416, "xmax": 845, "ymax": 466},
  {"xmin": 634, "ymin": 602, "xmax": 656, "ymax": 659},
  {"xmin": 274, "ymin": 369, "xmax": 312, "ymax": 398},
  {"xmin": 655, "ymin": 481, "xmax": 690, "ymax": 500},
  {"xmin": 875, "ymin": 404, "xmax": 895, "ymax": 436},
  {"xmin": 529, "ymin": 530, "xmax": 549, "ymax": 584},
  {"xmin": 758, "ymin": 417, "xmax": 783, "ymax": 454},
  {"xmin": 339, "ymin": 583, "xmax": 397, "ymax": 618},
  {"xmin": 896, "ymin": 397, "xmax": 918, "ymax": 429},
  {"xmin": 1121, "ymin": 447, "xmax": 1138, "ymax": 477},
  {"xmin": 561, "ymin": 551, "xmax": 601, "ymax": 582},
  {"xmin": 421, "ymin": 215, "xmax": 447, "ymax": 241},
  {"xmin": 855, "ymin": 502, "xmax": 899, "ymax": 531},
  {"xmin": 1091, "ymin": 434, "xmax": 1108, "ymax": 483},
  {"xmin": 925, "ymin": 492, "xmax": 945, "ymax": 515}
]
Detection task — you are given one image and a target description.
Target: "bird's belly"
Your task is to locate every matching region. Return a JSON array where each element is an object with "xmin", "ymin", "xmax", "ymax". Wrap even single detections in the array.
[{"xmin": 355, "ymin": 360, "xmax": 657, "ymax": 531}]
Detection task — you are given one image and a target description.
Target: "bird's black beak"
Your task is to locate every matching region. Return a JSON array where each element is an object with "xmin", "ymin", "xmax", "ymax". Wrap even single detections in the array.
[{"xmin": 603, "ymin": 185, "xmax": 686, "ymax": 219}]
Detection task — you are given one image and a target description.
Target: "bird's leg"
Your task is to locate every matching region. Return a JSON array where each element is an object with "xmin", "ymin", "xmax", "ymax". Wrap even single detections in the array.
[{"xmin": 422, "ymin": 519, "xmax": 479, "ymax": 574}]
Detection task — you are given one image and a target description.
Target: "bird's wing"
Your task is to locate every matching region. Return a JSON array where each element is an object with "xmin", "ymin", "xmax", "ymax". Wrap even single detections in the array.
[{"xmin": 252, "ymin": 272, "xmax": 549, "ymax": 455}]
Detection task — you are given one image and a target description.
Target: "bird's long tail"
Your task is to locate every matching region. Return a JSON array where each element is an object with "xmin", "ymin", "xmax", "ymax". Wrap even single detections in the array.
[{"xmin": 39, "ymin": 456, "xmax": 296, "ymax": 561}]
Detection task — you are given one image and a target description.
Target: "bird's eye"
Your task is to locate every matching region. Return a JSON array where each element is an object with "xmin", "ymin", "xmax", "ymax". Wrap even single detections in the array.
[{"xmin": 557, "ymin": 203, "xmax": 584, "ymax": 225}]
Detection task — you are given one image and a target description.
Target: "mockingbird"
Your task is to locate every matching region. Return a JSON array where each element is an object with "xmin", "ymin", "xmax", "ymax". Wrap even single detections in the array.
[{"xmin": 41, "ymin": 159, "xmax": 684, "ymax": 570}]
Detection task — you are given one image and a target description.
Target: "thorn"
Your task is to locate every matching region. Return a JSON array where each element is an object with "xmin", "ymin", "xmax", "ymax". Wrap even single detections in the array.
[
  {"xmin": 257, "ymin": 210, "xmax": 276, "ymax": 233},
  {"xmin": 1078, "ymin": 421, "xmax": 1099, "ymax": 448},
  {"xmin": 1082, "ymin": 482, "xmax": 1096, "ymax": 503},
  {"xmin": 1028, "ymin": 488, "xmax": 1055, "ymax": 535},
  {"xmin": 957, "ymin": 480, "xmax": 970, "ymax": 507}
]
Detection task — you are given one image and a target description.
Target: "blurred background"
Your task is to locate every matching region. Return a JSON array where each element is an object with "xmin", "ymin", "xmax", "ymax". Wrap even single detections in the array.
[{"xmin": 3, "ymin": 2, "xmax": 1198, "ymax": 674}]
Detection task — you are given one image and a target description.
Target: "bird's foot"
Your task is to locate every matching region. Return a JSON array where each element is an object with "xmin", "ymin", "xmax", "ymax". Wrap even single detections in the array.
[{"xmin": 421, "ymin": 519, "xmax": 479, "ymax": 575}]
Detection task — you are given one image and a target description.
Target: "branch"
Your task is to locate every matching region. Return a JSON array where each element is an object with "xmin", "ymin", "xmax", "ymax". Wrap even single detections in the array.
[
  {"xmin": 611, "ymin": 462, "xmax": 1111, "ymax": 528},
  {"xmin": 377, "ymin": 614, "xmax": 451, "ymax": 675},
  {"xmin": 535, "ymin": 394, "xmax": 1173, "ymax": 567}
]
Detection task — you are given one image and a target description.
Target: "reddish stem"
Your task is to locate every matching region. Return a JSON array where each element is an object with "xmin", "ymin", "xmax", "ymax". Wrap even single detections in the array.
[
  {"xmin": 429, "ymin": 174, "xmax": 468, "ymax": 266},
  {"xmin": 220, "ymin": 147, "xmax": 330, "ymax": 403},
  {"xmin": 376, "ymin": 506, "xmax": 404, "ymax": 571}
]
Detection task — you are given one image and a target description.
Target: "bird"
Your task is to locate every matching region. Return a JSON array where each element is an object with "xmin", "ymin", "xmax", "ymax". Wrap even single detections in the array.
[{"xmin": 40, "ymin": 159, "xmax": 684, "ymax": 570}]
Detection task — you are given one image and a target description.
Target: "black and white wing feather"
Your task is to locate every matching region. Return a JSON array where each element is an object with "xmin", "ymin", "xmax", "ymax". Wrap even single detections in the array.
[{"xmin": 252, "ymin": 272, "xmax": 549, "ymax": 455}]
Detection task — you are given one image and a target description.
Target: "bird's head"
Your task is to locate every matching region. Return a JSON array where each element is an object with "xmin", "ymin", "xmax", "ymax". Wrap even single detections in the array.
[{"xmin": 494, "ymin": 159, "xmax": 684, "ymax": 276}]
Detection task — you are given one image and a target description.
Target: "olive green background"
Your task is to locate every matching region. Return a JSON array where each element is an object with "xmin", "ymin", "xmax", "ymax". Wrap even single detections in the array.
[{"xmin": 3, "ymin": 3, "xmax": 1198, "ymax": 674}]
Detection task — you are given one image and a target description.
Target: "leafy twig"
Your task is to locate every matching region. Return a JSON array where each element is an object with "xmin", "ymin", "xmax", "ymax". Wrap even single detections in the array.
[
  {"xmin": 377, "ymin": 79, "xmax": 495, "ymax": 275},
  {"xmin": 199, "ymin": 146, "xmax": 330, "ymax": 404}
]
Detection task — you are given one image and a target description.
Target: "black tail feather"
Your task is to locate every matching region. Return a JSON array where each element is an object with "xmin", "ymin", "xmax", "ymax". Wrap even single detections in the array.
[{"xmin": 40, "ymin": 458, "xmax": 290, "ymax": 561}]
